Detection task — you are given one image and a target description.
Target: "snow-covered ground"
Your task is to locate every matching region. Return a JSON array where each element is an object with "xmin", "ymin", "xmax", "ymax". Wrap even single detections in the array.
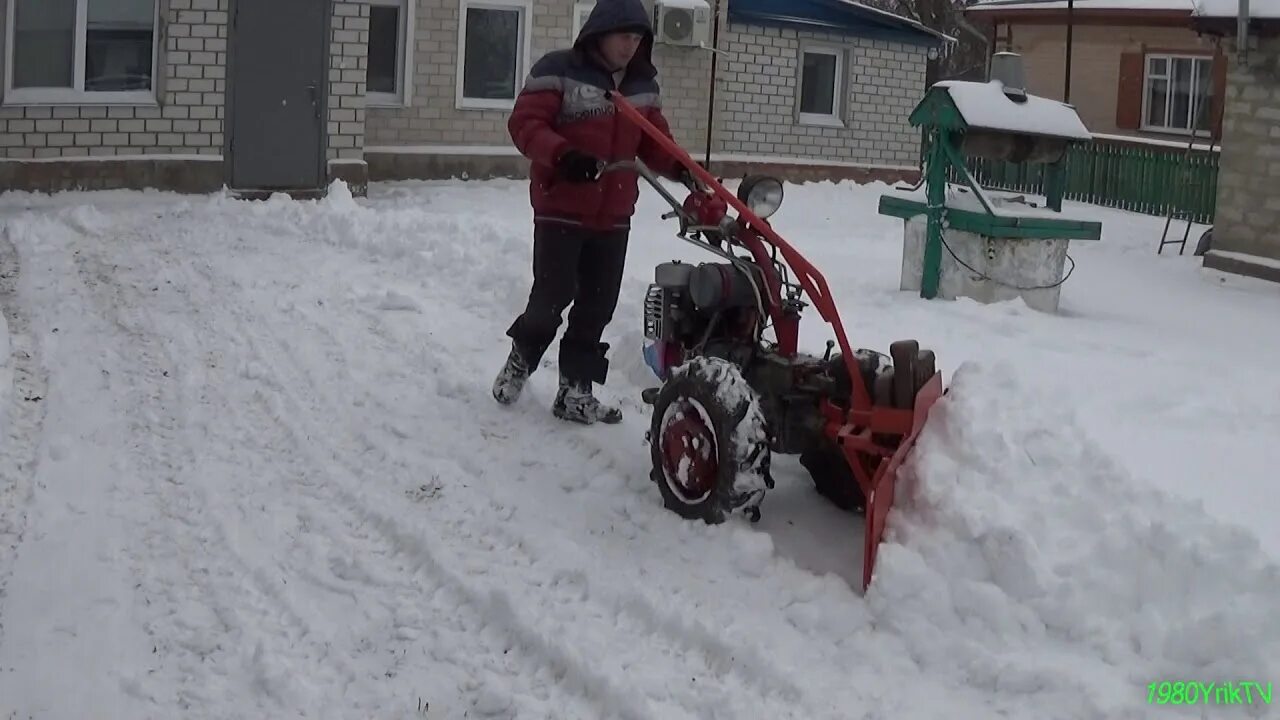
[{"xmin": 0, "ymin": 177, "xmax": 1277, "ymax": 719}]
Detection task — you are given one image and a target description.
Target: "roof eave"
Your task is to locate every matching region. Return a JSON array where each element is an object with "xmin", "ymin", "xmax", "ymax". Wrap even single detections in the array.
[
  {"xmin": 1191, "ymin": 14, "xmax": 1280, "ymax": 35},
  {"xmin": 965, "ymin": 6, "xmax": 1196, "ymax": 26},
  {"xmin": 728, "ymin": 7, "xmax": 953, "ymax": 45},
  {"xmin": 825, "ymin": 0, "xmax": 957, "ymax": 42}
]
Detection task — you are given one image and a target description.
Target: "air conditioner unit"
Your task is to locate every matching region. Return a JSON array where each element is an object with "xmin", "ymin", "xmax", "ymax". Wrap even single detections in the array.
[{"xmin": 653, "ymin": 0, "xmax": 712, "ymax": 48}]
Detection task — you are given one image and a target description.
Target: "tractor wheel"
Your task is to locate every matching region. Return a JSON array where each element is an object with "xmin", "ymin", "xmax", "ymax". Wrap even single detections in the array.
[
  {"xmin": 800, "ymin": 350, "xmax": 888, "ymax": 513},
  {"xmin": 648, "ymin": 356, "xmax": 771, "ymax": 524},
  {"xmin": 799, "ymin": 439, "xmax": 865, "ymax": 514}
]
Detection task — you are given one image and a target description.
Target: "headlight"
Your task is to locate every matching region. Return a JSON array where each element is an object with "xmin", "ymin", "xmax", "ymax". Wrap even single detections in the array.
[{"xmin": 737, "ymin": 175, "xmax": 784, "ymax": 219}]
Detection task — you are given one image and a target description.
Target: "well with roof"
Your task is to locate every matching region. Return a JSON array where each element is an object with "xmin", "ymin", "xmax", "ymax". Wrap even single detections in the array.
[{"xmin": 878, "ymin": 53, "xmax": 1103, "ymax": 314}]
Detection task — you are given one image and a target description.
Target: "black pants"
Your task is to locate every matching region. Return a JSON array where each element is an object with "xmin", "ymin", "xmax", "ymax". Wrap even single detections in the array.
[{"xmin": 507, "ymin": 222, "xmax": 630, "ymax": 385}]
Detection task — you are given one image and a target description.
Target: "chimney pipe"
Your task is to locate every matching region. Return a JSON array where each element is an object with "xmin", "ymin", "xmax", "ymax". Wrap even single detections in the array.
[{"xmin": 990, "ymin": 51, "xmax": 1028, "ymax": 102}]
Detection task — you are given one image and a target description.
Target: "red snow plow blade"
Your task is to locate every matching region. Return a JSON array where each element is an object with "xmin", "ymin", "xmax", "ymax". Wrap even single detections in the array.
[
  {"xmin": 608, "ymin": 91, "xmax": 946, "ymax": 592},
  {"xmin": 855, "ymin": 372, "xmax": 944, "ymax": 589}
]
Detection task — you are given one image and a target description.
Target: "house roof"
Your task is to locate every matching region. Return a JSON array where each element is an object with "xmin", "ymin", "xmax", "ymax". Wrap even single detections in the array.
[
  {"xmin": 1192, "ymin": 0, "xmax": 1280, "ymax": 18},
  {"xmin": 967, "ymin": 0, "xmax": 1194, "ymax": 11},
  {"xmin": 1189, "ymin": 0, "xmax": 1280, "ymax": 35},
  {"xmin": 728, "ymin": 0, "xmax": 954, "ymax": 45},
  {"xmin": 965, "ymin": 0, "xmax": 1280, "ymax": 22},
  {"xmin": 964, "ymin": 0, "xmax": 1198, "ymax": 21}
]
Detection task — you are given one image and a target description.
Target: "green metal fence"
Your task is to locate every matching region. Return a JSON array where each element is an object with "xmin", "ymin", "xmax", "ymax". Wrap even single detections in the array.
[{"xmin": 957, "ymin": 136, "xmax": 1221, "ymax": 225}]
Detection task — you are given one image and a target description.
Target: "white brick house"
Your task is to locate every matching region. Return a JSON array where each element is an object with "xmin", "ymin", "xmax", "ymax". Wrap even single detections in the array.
[{"xmin": 0, "ymin": 0, "xmax": 945, "ymax": 195}]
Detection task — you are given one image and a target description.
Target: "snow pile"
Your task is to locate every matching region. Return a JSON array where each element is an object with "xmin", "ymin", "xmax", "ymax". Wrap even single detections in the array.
[{"xmin": 869, "ymin": 360, "xmax": 1280, "ymax": 717}]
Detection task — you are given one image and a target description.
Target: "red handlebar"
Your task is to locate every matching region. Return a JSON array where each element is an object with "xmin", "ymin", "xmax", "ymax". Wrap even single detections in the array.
[{"xmin": 605, "ymin": 91, "xmax": 874, "ymax": 413}]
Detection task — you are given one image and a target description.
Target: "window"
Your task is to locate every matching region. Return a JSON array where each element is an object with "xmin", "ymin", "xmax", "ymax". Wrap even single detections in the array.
[
  {"xmin": 456, "ymin": 0, "xmax": 531, "ymax": 110},
  {"xmin": 1142, "ymin": 54, "xmax": 1213, "ymax": 135},
  {"xmin": 571, "ymin": 1, "xmax": 595, "ymax": 41},
  {"xmin": 367, "ymin": 0, "xmax": 414, "ymax": 106},
  {"xmin": 4, "ymin": 0, "xmax": 158, "ymax": 105},
  {"xmin": 798, "ymin": 46, "xmax": 844, "ymax": 126}
]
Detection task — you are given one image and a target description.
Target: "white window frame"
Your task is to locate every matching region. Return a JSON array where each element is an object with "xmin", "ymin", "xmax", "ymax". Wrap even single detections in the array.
[
  {"xmin": 455, "ymin": 0, "xmax": 533, "ymax": 111},
  {"xmin": 1140, "ymin": 53, "xmax": 1213, "ymax": 137},
  {"xmin": 571, "ymin": 1, "xmax": 595, "ymax": 41},
  {"xmin": 797, "ymin": 45, "xmax": 845, "ymax": 128},
  {"xmin": 3, "ymin": 0, "xmax": 161, "ymax": 106},
  {"xmin": 366, "ymin": 0, "xmax": 416, "ymax": 107}
]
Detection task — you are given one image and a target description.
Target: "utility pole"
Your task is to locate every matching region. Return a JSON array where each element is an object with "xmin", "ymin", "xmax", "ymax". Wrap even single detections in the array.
[
  {"xmin": 704, "ymin": 0, "xmax": 721, "ymax": 168},
  {"xmin": 1064, "ymin": 0, "xmax": 1074, "ymax": 102}
]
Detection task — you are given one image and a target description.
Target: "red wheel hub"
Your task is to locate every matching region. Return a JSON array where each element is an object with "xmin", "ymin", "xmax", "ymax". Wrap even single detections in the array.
[{"xmin": 660, "ymin": 399, "xmax": 718, "ymax": 501}]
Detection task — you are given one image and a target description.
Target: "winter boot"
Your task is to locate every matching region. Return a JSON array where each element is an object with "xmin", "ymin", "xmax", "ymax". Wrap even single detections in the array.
[
  {"xmin": 492, "ymin": 342, "xmax": 531, "ymax": 405},
  {"xmin": 552, "ymin": 375, "xmax": 623, "ymax": 425}
]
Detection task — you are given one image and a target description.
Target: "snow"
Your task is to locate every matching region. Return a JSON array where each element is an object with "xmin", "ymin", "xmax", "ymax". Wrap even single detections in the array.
[
  {"xmin": 934, "ymin": 80, "xmax": 1094, "ymax": 140},
  {"xmin": 0, "ymin": 176, "xmax": 1278, "ymax": 719},
  {"xmin": 968, "ymin": 0, "xmax": 1197, "ymax": 11},
  {"xmin": 884, "ymin": 181, "xmax": 1101, "ymax": 222},
  {"xmin": 967, "ymin": 0, "xmax": 1279, "ymax": 15},
  {"xmin": 1206, "ymin": 248, "xmax": 1280, "ymax": 270},
  {"xmin": 1090, "ymin": 132, "xmax": 1220, "ymax": 151}
]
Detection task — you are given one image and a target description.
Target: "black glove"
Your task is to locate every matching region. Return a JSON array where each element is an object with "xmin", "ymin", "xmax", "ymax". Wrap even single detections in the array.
[
  {"xmin": 675, "ymin": 162, "xmax": 708, "ymax": 188},
  {"xmin": 556, "ymin": 149, "xmax": 603, "ymax": 183}
]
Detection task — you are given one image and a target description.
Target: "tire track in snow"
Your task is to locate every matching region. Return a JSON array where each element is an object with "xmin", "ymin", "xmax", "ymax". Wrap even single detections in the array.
[
  {"xmin": 206, "ymin": 250, "xmax": 817, "ymax": 719},
  {"xmin": 350, "ymin": 304, "xmax": 814, "ymax": 709},
  {"xmin": 59, "ymin": 200, "xmax": 874, "ymax": 717},
  {"xmin": 176, "ymin": 253, "xmax": 617, "ymax": 719},
  {"xmin": 0, "ymin": 226, "xmax": 44, "ymax": 653},
  {"xmin": 158, "ymin": 228, "xmax": 784, "ymax": 718},
  {"xmin": 69, "ymin": 244, "xmax": 362, "ymax": 715}
]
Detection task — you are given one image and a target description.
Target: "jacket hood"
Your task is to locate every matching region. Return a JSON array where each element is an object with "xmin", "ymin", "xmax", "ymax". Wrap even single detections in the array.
[{"xmin": 573, "ymin": 0, "xmax": 657, "ymax": 79}]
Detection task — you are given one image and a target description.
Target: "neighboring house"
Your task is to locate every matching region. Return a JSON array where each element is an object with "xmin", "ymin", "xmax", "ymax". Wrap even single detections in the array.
[
  {"xmin": 1190, "ymin": 0, "xmax": 1280, "ymax": 283},
  {"xmin": 0, "ymin": 0, "xmax": 946, "ymax": 196},
  {"xmin": 965, "ymin": 0, "xmax": 1228, "ymax": 142}
]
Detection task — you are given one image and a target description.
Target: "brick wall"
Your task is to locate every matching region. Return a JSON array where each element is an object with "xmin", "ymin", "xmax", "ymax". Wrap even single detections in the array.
[
  {"xmin": 1204, "ymin": 34, "xmax": 1280, "ymax": 280},
  {"xmin": 0, "ymin": 0, "xmax": 228, "ymax": 159},
  {"xmin": 365, "ymin": 0, "xmax": 717, "ymax": 153},
  {"xmin": 329, "ymin": 0, "xmax": 370, "ymax": 163},
  {"xmin": 714, "ymin": 23, "xmax": 927, "ymax": 167},
  {"xmin": 1004, "ymin": 24, "xmax": 1214, "ymax": 139}
]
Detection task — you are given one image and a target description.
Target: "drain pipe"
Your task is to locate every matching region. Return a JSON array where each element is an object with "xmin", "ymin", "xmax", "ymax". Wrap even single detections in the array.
[{"xmin": 1238, "ymin": 0, "xmax": 1250, "ymax": 65}]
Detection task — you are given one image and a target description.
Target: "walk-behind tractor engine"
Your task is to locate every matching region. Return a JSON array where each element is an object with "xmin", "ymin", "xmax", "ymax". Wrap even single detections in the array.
[{"xmin": 604, "ymin": 92, "xmax": 946, "ymax": 592}]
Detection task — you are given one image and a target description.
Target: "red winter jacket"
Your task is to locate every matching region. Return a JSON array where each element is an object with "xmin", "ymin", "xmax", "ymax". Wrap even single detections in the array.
[{"xmin": 507, "ymin": 0, "xmax": 685, "ymax": 231}]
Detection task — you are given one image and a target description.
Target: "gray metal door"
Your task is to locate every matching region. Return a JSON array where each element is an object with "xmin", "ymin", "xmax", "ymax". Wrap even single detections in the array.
[{"xmin": 227, "ymin": 0, "xmax": 329, "ymax": 191}]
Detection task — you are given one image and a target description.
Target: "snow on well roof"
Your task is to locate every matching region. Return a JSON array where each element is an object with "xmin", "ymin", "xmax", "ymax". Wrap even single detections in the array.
[
  {"xmin": 934, "ymin": 80, "xmax": 1093, "ymax": 140},
  {"xmin": 1193, "ymin": 0, "xmax": 1280, "ymax": 18}
]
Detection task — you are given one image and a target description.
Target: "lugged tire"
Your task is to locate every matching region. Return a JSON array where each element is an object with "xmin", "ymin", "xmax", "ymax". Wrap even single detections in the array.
[{"xmin": 648, "ymin": 356, "xmax": 771, "ymax": 524}]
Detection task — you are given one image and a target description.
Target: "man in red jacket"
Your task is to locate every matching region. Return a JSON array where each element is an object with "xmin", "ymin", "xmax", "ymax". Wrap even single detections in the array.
[{"xmin": 492, "ymin": 0, "xmax": 688, "ymax": 425}]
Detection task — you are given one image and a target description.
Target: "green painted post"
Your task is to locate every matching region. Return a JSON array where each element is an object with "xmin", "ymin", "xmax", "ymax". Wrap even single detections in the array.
[
  {"xmin": 921, "ymin": 129, "xmax": 947, "ymax": 300},
  {"xmin": 1045, "ymin": 160, "xmax": 1065, "ymax": 212}
]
